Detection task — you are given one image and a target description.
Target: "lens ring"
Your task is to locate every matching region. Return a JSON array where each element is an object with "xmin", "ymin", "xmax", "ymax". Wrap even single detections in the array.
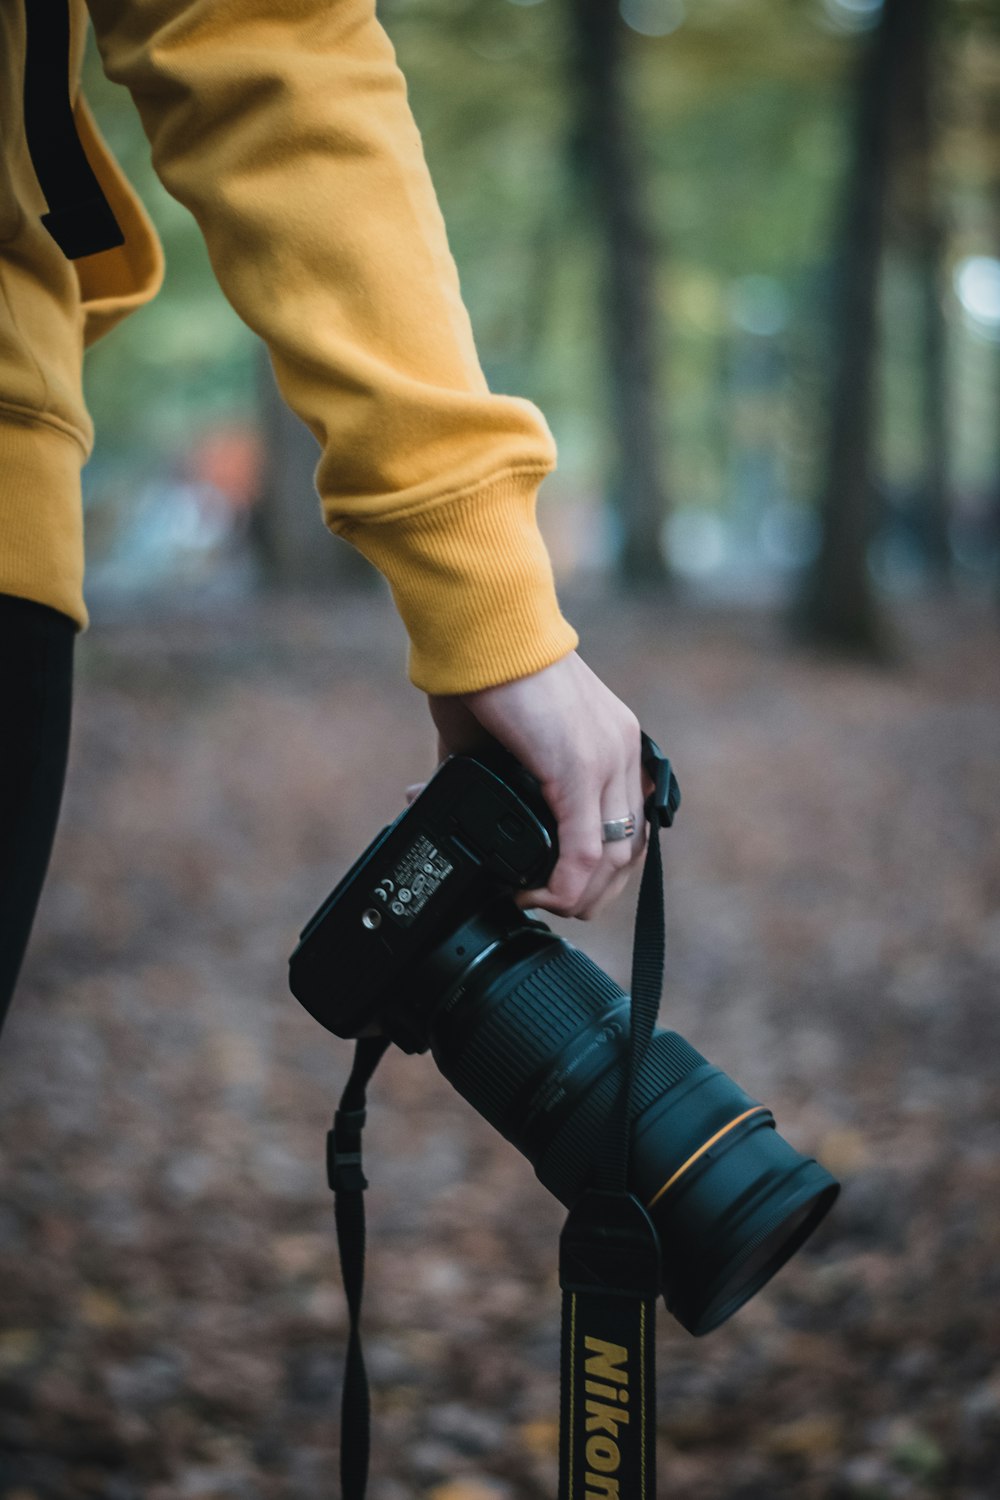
[
  {"xmin": 684, "ymin": 1181, "xmax": 840, "ymax": 1335},
  {"xmin": 645, "ymin": 1105, "xmax": 772, "ymax": 1210}
]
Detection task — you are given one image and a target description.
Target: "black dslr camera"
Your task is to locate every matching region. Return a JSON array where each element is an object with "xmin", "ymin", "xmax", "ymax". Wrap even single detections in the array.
[
  {"xmin": 290, "ymin": 742, "xmax": 557, "ymax": 1054},
  {"xmin": 290, "ymin": 743, "xmax": 837, "ymax": 1336}
]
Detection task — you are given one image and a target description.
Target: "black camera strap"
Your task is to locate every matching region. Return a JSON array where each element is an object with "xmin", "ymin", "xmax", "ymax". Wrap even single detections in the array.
[
  {"xmin": 558, "ymin": 733, "xmax": 678, "ymax": 1500},
  {"xmin": 327, "ymin": 1036, "xmax": 391, "ymax": 1500},
  {"xmin": 328, "ymin": 734, "xmax": 679, "ymax": 1500}
]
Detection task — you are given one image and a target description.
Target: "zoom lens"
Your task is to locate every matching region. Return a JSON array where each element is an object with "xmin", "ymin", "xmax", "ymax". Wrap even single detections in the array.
[{"xmin": 426, "ymin": 900, "xmax": 838, "ymax": 1335}]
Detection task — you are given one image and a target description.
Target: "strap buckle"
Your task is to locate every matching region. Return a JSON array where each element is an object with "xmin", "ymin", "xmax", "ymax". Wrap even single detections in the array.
[
  {"xmin": 640, "ymin": 731, "xmax": 681, "ymax": 828},
  {"xmin": 560, "ymin": 1190, "xmax": 662, "ymax": 1299},
  {"xmin": 327, "ymin": 1106, "xmax": 369, "ymax": 1193}
]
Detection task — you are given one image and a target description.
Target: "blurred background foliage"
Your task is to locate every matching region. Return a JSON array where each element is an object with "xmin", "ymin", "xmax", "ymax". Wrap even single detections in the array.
[{"xmin": 81, "ymin": 0, "xmax": 1000, "ymax": 639}]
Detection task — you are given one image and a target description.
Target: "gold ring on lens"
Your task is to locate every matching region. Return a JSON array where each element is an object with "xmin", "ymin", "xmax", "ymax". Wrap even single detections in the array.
[{"xmin": 646, "ymin": 1106, "xmax": 772, "ymax": 1209}]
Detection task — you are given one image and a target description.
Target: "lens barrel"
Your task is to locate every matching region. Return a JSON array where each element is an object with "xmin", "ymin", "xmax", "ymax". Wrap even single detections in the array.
[{"xmin": 428, "ymin": 902, "xmax": 838, "ymax": 1335}]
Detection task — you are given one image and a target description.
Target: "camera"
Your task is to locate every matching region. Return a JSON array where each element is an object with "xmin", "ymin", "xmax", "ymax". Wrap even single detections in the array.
[{"xmin": 289, "ymin": 743, "xmax": 838, "ymax": 1336}]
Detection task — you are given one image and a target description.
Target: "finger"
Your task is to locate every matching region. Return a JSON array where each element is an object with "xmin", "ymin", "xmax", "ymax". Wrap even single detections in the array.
[
  {"xmin": 564, "ymin": 775, "xmax": 633, "ymax": 915},
  {"xmin": 517, "ymin": 718, "xmax": 654, "ymax": 919},
  {"xmin": 578, "ymin": 865, "xmax": 632, "ymax": 922},
  {"xmin": 515, "ymin": 866, "xmax": 633, "ymax": 921},
  {"xmin": 571, "ymin": 759, "xmax": 646, "ymax": 915},
  {"xmin": 405, "ymin": 782, "xmax": 426, "ymax": 805},
  {"xmin": 517, "ymin": 765, "xmax": 605, "ymax": 919},
  {"xmin": 569, "ymin": 715, "xmax": 651, "ymax": 911},
  {"xmin": 602, "ymin": 764, "xmax": 646, "ymax": 872}
]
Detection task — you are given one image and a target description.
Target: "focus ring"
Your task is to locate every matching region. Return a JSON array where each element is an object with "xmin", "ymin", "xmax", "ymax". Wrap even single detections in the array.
[
  {"xmin": 432, "ymin": 943, "xmax": 626, "ymax": 1138},
  {"xmin": 431, "ymin": 940, "xmax": 708, "ymax": 1209},
  {"xmin": 536, "ymin": 1028, "xmax": 706, "ymax": 1205}
]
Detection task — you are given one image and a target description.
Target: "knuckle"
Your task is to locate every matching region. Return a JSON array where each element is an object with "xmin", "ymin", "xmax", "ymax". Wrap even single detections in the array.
[
  {"xmin": 567, "ymin": 746, "xmax": 601, "ymax": 781},
  {"xmin": 563, "ymin": 873, "xmax": 594, "ymax": 907},
  {"xmin": 620, "ymin": 710, "xmax": 642, "ymax": 752},
  {"xmin": 574, "ymin": 760, "xmax": 603, "ymax": 797},
  {"xmin": 549, "ymin": 864, "xmax": 594, "ymax": 913}
]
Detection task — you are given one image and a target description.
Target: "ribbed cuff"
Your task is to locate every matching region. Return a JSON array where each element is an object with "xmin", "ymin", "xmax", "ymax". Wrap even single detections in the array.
[
  {"xmin": 0, "ymin": 419, "xmax": 87, "ymax": 629},
  {"xmin": 336, "ymin": 470, "xmax": 579, "ymax": 695}
]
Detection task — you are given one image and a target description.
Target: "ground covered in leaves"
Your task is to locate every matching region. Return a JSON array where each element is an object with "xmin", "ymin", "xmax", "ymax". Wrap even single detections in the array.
[{"xmin": 1, "ymin": 590, "xmax": 998, "ymax": 1500}]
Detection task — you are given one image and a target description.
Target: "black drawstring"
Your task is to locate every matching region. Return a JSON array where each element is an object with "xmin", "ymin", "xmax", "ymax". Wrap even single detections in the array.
[{"xmin": 22, "ymin": 0, "xmax": 124, "ymax": 258}]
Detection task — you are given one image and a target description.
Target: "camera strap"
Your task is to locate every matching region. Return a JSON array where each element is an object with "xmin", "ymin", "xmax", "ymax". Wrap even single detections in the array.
[
  {"xmin": 327, "ymin": 1035, "xmax": 391, "ymax": 1500},
  {"xmin": 328, "ymin": 735, "xmax": 679, "ymax": 1500},
  {"xmin": 557, "ymin": 732, "xmax": 679, "ymax": 1500}
]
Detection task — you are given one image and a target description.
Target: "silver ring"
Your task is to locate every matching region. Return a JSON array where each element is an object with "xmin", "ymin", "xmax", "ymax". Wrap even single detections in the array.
[{"xmin": 601, "ymin": 813, "xmax": 637, "ymax": 843}]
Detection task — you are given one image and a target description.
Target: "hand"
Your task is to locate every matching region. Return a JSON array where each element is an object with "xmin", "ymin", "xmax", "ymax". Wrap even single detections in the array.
[{"xmin": 421, "ymin": 651, "xmax": 651, "ymax": 920}]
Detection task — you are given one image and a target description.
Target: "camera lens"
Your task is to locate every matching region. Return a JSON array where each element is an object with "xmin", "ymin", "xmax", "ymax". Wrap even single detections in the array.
[{"xmin": 427, "ymin": 900, "xmax": 838, "ymax": 1335}]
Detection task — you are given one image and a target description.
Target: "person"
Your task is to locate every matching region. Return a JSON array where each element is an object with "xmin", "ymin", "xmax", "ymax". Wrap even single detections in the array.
[{"xmin": 0, "ymin": 0, "xmax": 650, "ymax": 1036}]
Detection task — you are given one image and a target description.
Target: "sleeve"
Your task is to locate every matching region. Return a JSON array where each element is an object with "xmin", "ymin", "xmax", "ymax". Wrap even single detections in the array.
[{"xmin": 85, "ymin": 0, "xmax": 579, "ymax": 694}]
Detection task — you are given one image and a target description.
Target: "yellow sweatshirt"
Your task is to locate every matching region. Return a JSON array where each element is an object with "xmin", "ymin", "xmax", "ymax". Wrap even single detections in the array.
[{"xmin": 0, "ymin": 0, "xmax": 578, "ymax": 694}]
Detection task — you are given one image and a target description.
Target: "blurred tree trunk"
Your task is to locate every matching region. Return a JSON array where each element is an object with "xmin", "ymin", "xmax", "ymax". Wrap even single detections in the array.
[
  {"xmin": 564, "ymin": 0, "xmax": 670, "ymax": 585},
  {"xmin": 889, "ymin": 0, "xmax": 952, "ymax": 583},
  {"xmin": 251, "ymin": 346, "xmax": 377, "ymax": 590},
  {"xmin": 988, "ymin": 74, "xmax": 1000, "ymax": 615},
  {"xmin": 793, "ymin": 0, "xmax": 909, "ymax": 654}
]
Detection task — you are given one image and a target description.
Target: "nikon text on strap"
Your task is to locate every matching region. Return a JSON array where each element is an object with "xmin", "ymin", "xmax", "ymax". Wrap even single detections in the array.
[{"xmin": 22, "ymin": 0, "xmax": 125, "ymax": 259}]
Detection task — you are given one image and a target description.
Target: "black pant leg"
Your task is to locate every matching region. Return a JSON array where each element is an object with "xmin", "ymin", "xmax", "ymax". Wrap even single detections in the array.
[{"xmin": 0, "ymin": 593, "xmax": 75, "ymax": 1038}]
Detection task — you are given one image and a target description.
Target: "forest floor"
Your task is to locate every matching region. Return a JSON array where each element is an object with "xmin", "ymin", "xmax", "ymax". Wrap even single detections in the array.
[{"xmin": 0, "ymin": 587, "xmax": 998, "ymax": 1500}]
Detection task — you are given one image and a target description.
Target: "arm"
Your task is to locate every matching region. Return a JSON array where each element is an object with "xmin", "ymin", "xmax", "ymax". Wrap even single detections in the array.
[
  {"xmin": 88, "ymin": 0, "xmax": 647, "ymax": 915},
  {"xmin": 86, "ymin": 0, "xmax": 578, "ymax": 694}
]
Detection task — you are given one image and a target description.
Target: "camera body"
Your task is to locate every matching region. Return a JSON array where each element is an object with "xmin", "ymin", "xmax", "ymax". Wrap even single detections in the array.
[
  {"xmin": 289, "ymin": 746, "xmax": 558, "ymax": 1053},
  {"xmin": 290, "ymin": 740, "xmax": 839, "ymax": 1336}
]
